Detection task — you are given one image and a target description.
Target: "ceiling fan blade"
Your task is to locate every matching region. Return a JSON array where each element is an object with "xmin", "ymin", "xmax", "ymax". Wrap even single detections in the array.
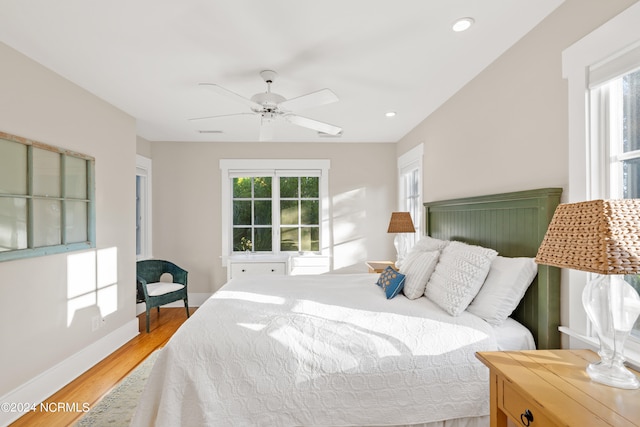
[
  {"xmin": 259, "ymin": 116, "xmax": 276, "ymax": 141},
  {"xmin": 278, "ymin": 88, "xmax": 339, "ymax": 112},
  {"xmin": 199, "ymin": 83, "xmax": 263, "ymax": 111},
  {"xmin": 188, "ymin": 112, "xmax": 255, "ymax": 122},
  {"xmin": 284, "ymin": 114, "xmax": 342, "ymax": 136}
]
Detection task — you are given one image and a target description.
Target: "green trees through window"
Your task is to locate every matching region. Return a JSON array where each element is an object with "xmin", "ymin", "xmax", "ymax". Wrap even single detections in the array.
[{"xmin": 232, "ymin": 176, "xmax": 320, "ymax": 253}]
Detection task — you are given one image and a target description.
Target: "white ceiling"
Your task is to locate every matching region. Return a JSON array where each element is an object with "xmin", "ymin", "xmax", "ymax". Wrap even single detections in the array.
[{"xmin": 0, "ymin": 0, "xmax": 564, "ymax": 143}]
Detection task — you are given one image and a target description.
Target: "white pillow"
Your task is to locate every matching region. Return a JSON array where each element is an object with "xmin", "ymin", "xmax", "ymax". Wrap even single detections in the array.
[
  {"xmin": 412, "ymin": 236, "xmax": 449, "ymax": 253},
  {"xmin": 424, "ymin": 241, "xmax": 498, "ymax": 316},
  {"xmin": 466, "ymin": 256, "xmax": 538, "ymax": 326},
  {"xmin": 400, "ymin": 250, "xmax": 440, "ymax": 299}
]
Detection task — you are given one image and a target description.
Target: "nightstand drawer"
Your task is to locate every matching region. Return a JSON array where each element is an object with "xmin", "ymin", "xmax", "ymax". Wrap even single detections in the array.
[
  {"xmin": 501, "ymin": 381, "xmax": 555, "ymax": 427},
  {"xmin": 231, "ymin": 262, "xmax": 286, "ymax": 277}
]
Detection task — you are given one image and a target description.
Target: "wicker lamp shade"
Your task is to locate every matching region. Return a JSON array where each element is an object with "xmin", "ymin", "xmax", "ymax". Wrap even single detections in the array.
[
  {"xmin": 387, "ymin": 212, "xmax": 416, "ymax": 233},
  {"xmin": 535, "ymin": 199, "xmax": 640, "ymax": 274}
]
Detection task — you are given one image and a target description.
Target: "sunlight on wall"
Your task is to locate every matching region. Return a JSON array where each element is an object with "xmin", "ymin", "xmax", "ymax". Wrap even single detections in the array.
[
  {"xmin": 97, "ymin": 247, "xmax": 118, "ymax": 316},
  {"xmin": 66, "ymin": 247, "xmax": 118, "ymax": 326},
  {"xmin": 332, "ymin": 188, "xmax": 367, "ymax": 270}
]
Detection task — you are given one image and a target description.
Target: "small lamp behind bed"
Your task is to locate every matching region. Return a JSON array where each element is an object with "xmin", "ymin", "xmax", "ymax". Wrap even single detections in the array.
[
  {"xmin": 387, "ymin": 212, "xmax": 415, "ymax": 269},
  {"xmin": 535, "ymin": 199, "xmax": 640, "ymax": 389}
]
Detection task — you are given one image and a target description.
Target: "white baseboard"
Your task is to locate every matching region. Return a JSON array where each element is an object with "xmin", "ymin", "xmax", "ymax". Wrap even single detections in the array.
[
  {"xmin": 0, "ymin": 319, "xmax": 139, "ymax": 427},
  {"xmin": 135, "ymin": 292, "xmax": 212, "ymax": 315}
]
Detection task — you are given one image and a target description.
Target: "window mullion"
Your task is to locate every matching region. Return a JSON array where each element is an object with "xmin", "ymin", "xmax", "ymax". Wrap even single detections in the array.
[
  {"xmin": 297, "ymin": 179, "xmax": 302, "ymax": 250},
  {"xmin": 273, "ymin": 176, "xmax": 280, "ymax": 254},
  {"xmin": 251, "ymin": 178, "xmax": 256, "ymax": 250},
  {"xmin": 61, "ymin": 154, "xmax": 67, "ymax": 245},
  {"xmin": 26, "ymin": 145, "xmax": 34, "ymax": 249}
]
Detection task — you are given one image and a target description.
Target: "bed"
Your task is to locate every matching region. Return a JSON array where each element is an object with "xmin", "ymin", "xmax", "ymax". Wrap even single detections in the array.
[{"xmin": 131, "ymin": 187, "xmax": 562, "ymax": 427}]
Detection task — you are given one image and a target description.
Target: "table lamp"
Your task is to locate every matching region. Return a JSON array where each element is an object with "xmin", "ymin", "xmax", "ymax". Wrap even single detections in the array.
[
  {"xmin": 387, "ymin": 212, "xmax": 415, "ymax": 268},
  {"xmin": 535, "ymin": 199, "xmax": 640, "ymax": 389}
]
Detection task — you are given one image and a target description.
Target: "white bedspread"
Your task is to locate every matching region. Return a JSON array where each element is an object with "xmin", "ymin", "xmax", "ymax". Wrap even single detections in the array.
[{"xmin": 131, "ymin": 274, "xmax": 499, "ymax": 427}]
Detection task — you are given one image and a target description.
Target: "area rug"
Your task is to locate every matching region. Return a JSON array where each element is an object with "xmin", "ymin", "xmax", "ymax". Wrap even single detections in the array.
[{"xmin": 75, "ymin": 350, "xmax": 160, "ymax": 426}]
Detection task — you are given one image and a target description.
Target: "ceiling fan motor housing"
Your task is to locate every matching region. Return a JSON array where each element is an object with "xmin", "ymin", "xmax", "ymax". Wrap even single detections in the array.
[{"xmin": 250, "ymin": 92, "xmax": 286, "ymax": 112}]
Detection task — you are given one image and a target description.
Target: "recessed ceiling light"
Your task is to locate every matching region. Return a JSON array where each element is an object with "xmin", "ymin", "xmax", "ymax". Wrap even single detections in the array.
[
  {"xmin": 385, "ymin": 111, "xmax": 397, "ymax": 118},
  {"xmin": 452, "ymin": 17, "xmax": 474, "ymax": 32}
]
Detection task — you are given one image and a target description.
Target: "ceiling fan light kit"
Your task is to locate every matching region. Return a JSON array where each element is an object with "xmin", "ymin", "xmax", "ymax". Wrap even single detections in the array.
[{"xmin": 191, "ymin": 70, "xmax": 342, "ymax": 141}]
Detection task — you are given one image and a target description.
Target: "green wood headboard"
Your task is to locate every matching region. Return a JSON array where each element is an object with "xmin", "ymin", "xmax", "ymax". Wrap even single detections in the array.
[{"xmin": 424, "ymin": 187, "xmax": 562, "ymax": 349}]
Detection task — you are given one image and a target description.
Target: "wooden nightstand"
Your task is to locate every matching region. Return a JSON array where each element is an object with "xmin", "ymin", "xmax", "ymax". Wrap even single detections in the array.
[
  {"xmin": 476, "ymin": 350, "xmax": 640, "ymax": 427},
  {"xmin": 365, "ymin": 261, "xmax": 396, "ymax": 273}
]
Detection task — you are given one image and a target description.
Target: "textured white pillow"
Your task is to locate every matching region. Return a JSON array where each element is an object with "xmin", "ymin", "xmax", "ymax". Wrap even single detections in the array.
[
  {"xmin": 412, "ymin": 236, "xmax": 449, "ymax": 253},
  {"xmin": 400, "ymin": 250, "xmax": 440, "ymax": 299},
  {"xmin": 424, "ymin": 241, "xmax": 498, "ymax": 316},
  {"xmin": 466, "ymin": 256, "xmax": 538, "ymax": 326}
]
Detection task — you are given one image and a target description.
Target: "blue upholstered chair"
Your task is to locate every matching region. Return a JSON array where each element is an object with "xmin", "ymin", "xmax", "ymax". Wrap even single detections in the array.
[{"xmin": 136, "ymin": 260, "xmax": 190, "ymax": 332}]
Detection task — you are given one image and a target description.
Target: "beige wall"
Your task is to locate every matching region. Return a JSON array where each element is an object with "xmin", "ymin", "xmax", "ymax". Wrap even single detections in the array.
[
  {"xmin": 397, "ymin": 0, "xmax": 639, "ymax": 202},
  {"xmin": 136, "ymin": 136, "xmax": 152, "ymax": 158},
  {"xmin": 0, "ymin": 43, "xmax": 137, "ymax": 399},
  {"xmin": 148, "ymin": 141, "xmax": 397, "ymax": 293}
]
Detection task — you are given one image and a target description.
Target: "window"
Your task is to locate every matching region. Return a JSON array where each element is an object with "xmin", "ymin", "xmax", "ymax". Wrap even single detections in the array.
[
  {"xmin": 136, "ymin": 155, "xmax": 152, "ymax": 260},
  {"xmin": 398, "ymin": 144, "xmax": 423, "ymax": 248},
  {"xmin": 0, "ymin": 131, "xmax": 95, "ymax": 261},
  {"xmin": 590, "ymin": 65, "xmax": 640, "ymax": 338},
  {"xmin": 221, "ymin": 159, "xmax": 329, "ymax": 260},
  {"xmin": 231, "ymin": 175, "xmax": 320, "ymax": 252},
  {"xmin": 279, "ymin": 176, "xmax": 320, "ymax": 252},
  {"xmin": 563, "ymin": 1, "xmax": 640, "ymax": 355}
]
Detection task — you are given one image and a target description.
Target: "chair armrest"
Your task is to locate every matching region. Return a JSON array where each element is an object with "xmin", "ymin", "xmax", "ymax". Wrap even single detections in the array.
[{"xmin": 168, "ymin": 265, "xmax": 188, "ymax": 288}]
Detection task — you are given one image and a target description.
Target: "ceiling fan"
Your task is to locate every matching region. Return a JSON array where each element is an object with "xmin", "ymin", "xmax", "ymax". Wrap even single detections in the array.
[{"xmin": 190, "ymin": 70, "xmax": 342, "ymax": 141}]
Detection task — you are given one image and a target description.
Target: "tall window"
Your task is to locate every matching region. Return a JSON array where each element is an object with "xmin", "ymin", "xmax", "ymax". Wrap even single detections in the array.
[
  {"xmin": 591, "ymin": 65, "xmax": 640, "ymax": 338},
  {"xmin": 398, "ymin": 144, "xmax": 423, "ymax": 248},
  {"xmin": 221, "ymin": 159, "xmax": 329, "ymax": 259},
  {"xmin": 0, "ymin": 131, "xmax": 95, "ymax": 261}
]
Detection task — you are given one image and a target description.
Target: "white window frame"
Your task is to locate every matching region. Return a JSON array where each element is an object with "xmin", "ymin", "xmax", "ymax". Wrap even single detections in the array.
[
  {"xmin": 563, "ymin": 2, "xmax": 640, "ymax": 356},
  {"xmin": 220, "ymin": 159, "xmax": 330, "ymax": 266},
  {"xmin": 136, "ymin": 155, "xmax": 153, "ymax": 260},
  {"xmin": 397, "ymin": 143, "xmax": 423, "ymax": 249}
]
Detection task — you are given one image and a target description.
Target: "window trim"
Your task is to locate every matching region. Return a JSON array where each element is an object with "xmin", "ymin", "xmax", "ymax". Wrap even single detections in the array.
[
  {"xmin": 0, "ymin": 131, "xmax": 95, "ymax": 262},
  {"xmin": 136, "ymin": 155, "xmax": 153, "ymax": 260},
  {"xmin": 220, "ymin": 159, "xmax": 330, "ymax": 266}
]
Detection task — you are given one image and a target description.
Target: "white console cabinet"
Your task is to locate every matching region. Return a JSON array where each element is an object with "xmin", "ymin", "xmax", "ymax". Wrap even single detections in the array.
[{"xmin": 226, "ymin": 254, "xmax": 290, "ymax": 280}]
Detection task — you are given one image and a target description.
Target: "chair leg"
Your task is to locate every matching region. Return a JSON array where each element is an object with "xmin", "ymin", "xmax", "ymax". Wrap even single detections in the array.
[
  {"xmin": 146, "ymin": 307, "xmax": 151, "ymax": 333},
  {"xmin": 184, "ymin": 299, "xmax": 190, "ymax": 318}
]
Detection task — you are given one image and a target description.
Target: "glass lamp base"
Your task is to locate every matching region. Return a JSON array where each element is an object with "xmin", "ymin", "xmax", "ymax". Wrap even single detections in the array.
[
  {"xmin": 393, "ymin": 234, "xmax": 407, "ymax": 268},
  {"xmin": 586, "ymin": 360, "xmax": 640, "ymax": 389},
  {"xmin": 582, "ymin": 275, "xmax": 640, "ymax": 390}
]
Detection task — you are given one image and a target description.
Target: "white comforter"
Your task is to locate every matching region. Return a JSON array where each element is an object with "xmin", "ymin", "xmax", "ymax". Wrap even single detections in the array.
[{"xmin": 131, "ymin": 274, "xmax": 498, "ymax": 427}]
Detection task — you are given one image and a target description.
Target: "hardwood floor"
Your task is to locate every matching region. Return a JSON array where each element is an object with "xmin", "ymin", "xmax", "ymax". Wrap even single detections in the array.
[{"xmin": 10, "ymin": 307, "xmax": 193, "ymax": 427}]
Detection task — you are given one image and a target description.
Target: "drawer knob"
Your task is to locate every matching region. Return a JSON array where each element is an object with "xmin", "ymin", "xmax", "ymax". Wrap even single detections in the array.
[
  {"xmin": 271, "ymin": 269, "xmax": 275, "ymax": 272},
  {"xmin": 520, "ymin": 409, "xmax": 534, "ymax": 426},
  {"xmin": 241, "ymin": 269, "xmax": 246, "ymax": 272}
]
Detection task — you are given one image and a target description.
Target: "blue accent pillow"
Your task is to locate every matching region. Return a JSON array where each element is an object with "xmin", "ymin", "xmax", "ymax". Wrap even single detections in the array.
[{"xmin": 376, "ymin": 266, "xmax": 406, "ymax": 299}]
